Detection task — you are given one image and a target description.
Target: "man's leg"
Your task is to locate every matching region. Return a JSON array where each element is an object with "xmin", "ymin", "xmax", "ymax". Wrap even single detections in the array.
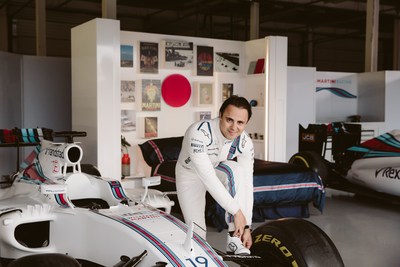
[
  {"xmin": 216, "ymin": 161, "xmax": 250, "ymax": 255},
  {"xmin": 176, "ymin": 167, "xmax": 207, "ymax": 239},
  {"xmin": 215, "ymin": 161, "xmax": 246, "ymax": 230}
]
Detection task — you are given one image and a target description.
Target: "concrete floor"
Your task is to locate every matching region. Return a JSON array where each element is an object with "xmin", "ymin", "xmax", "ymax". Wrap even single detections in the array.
[{"xmin": 206, "ymin": 189, "xmax": 400, "ymax": 267}]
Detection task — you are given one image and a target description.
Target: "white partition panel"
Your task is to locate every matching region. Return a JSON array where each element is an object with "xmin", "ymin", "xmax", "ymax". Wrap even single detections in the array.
[
  {"xmin": 71, "ymin": 19, "xmax": 121, "ymax": 179},
  {"xmin": 384, "ymin": 71, "xmax": 400, "ymax": 131},
  {"xmin": 286, "ymin": 66, "xmax": 316, "ymax": 161}
]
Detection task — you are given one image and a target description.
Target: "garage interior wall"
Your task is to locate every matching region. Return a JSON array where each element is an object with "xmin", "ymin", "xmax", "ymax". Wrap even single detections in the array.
[{"xmin": 0, "ymin": 52, "xmax": 71, "ymax": 176}]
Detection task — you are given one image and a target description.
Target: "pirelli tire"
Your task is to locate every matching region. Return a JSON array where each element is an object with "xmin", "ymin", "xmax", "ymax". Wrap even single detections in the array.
[
  {"xmin": 250, "ymin": 218, "xmax": 344, "ymax": 267},
  {"xmin": 289, "ymin": 151, "xmax": 330, "ymax": 185}
]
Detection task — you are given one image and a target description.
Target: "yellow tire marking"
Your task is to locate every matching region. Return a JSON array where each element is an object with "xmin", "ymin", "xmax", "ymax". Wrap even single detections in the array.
[{"xmin": 292, "ymin": 155, "xmax": 310, "ymax": 168}]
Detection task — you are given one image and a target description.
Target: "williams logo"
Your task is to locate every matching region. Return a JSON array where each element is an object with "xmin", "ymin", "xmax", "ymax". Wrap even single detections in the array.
[{"xmin": 375, "ymin": 167, "xmax": 400, "ymax": 179}]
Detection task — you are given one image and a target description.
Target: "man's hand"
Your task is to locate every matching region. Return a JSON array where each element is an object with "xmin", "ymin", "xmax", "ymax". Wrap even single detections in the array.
[
  {"xmin": 242, "ymin": 229, "xmax": 252, "ymax": 249},
  {"xmin": 233, "ymin": 209, "xmax": 247, "ymax": 238}
]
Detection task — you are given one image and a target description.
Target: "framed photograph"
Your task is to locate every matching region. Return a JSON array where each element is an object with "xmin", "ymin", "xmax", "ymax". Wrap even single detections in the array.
[
  {"xmin": 121, "ymin": 80, "xmax": 136, "ymax": 103},
  {"xmin": 121, "ymin": 110, "xmax": 136, "ymax": 132},
  {"xmin": 140, "ymin": 41, "xmax": 158, "ymax": 74},
  {"xmin": 215, "ymin": 52, "xmax": 239, "ymax": 73},
  {"xmin": 162, "ymin": 40, "xmax": 194, "ymax": 70},
  {"xmin": 120, "ymin": 45, "xmax": 133, "ymax": 68},
  {"xmin": 221, "ymin": 83, "xmax": 233, "ymax": 102},
  {"xmin": 196, "ymin": 111, "xmax": 212, "ymax": 121},
  {"xmin": 193, "ymin": 82, "xmax": 213, "ymax": 107},
  {"xmin": 196, "ymin": 45, "xmax": 214, "ymax": 76}
]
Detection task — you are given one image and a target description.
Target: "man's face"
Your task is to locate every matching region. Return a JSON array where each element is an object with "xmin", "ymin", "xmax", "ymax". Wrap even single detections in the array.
[{"xmin": 219, "ymin": 104, "xmax": 249, "ymax": 140}]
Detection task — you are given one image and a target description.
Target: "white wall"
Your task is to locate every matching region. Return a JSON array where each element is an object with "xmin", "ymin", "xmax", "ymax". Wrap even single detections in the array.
[
  {"xmin": 286, "ymin": 66, "xmax": 316, "ymax": 161},
  {"xmin": 384, "ymin": 71, "xmax": 400, "ymax": 131},
  {"xmin": 0, "ymin": 52, "xmax": 71, "ymax": 176},
  {"xmin": 315, "ymin": 71, "xmax": 358, "ymax": 123},
  {"xmin": 0, "ymin": 52, "xmax": 21, "ymax": 176},
  {"xmin": 22, "ymin": 56, "xmax": 71, "ymax": 131},
  {"xmin": 358, "ymin": 72, "xmax": 385, "ymax": 122}
]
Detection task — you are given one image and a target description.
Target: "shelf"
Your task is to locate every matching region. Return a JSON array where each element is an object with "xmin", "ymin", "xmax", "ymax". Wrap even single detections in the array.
[{"xmin": 246, "ymin": 73, "xmax": 265, "ymax": 77}]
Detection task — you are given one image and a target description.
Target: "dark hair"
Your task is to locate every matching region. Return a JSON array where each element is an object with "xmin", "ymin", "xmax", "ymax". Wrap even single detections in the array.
[{"xmin": 219, "ymin": 95, "xmax": 252, "ymax": 121}]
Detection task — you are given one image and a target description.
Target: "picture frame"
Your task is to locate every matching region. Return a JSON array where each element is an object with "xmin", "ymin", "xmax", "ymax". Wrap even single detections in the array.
[
  {"xmin": 143, "ymin": 116, "xmax": 158, "ymax": 138},
  {"xmin": 121, "ymin": 110, "xmax": 136, "ymax": 132},
  {"xmin": 215, "ymin": 52, "xmax": 239, "ymax": 73},
  {"xmin": 193, "ymin": 82, "xmax": 214, "ymax": 107},
  {"xmin": 139, "ymin": 41, "xmax": 159, "ymax": 74},
  {"xmin": 196, "ymin": 111, "xmax": 212, "ymax": 121},
  {"xmin": 221, "ymin": 83, "xmax": 234, "ymax": 102},
  {"xmin": 120, "ymin": 44, "xmax": 134, "ymax": 68},
  {"xmin": 161, "ymin": 40, "xmax": 194, "ymax": 70},
  {"xmin": 121, "ymin": 80, "xmax": 136, "ymax": 103},
  {"xmin": 141, "ymin": 79, "xmax": 161, "ymax": 111},
  {"xmin": 196, "ymin": 45, "xmax": 214, "ymax": 76}
]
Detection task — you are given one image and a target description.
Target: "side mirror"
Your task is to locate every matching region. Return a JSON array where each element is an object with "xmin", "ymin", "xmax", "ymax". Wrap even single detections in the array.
[
  {"xmin": 141, "ymin": 176, "xmax": 161, "ymax": 202},
  {"xmin": 141, "ymin": 176, "xmax": 161, "ymax": 187}
]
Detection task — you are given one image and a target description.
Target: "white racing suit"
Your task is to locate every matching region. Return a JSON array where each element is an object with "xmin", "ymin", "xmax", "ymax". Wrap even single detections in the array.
[{"xmin": 176, "ymin": 118, "xmax": 254, "ymax": 239}]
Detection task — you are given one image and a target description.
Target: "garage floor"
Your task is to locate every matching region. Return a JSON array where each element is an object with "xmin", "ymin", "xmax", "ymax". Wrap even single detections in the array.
[{"xmin": 206, "ymin": 189, "xmax": 400, "ymax": 267}]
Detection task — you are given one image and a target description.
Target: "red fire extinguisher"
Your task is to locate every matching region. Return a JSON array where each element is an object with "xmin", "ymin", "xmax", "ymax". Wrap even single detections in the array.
[{"xmin": 121, "ymin": 153, "xmax": 130, "ymax": 177}]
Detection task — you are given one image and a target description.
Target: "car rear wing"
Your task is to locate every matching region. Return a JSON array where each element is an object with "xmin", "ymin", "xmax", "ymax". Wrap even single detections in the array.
[
  {"xmin": 0, "ymin": 128, "xmax": 87, "ymax": 173},
  {"xmin": 0, "ymin": 128, "xmax": 54, "ymax": 147},
  {"xmin": 298, "ymin": 122, "xmax": 362, "ymax": 161}
]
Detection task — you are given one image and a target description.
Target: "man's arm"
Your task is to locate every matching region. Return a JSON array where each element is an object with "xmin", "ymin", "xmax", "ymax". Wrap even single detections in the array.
[
  {"xmin": 185, "ymin": 126, "xmax": 241, "ymax": 217},
  {"xmin": 233, "ymin": 209, "xmax": 247, "ymax": 238}
]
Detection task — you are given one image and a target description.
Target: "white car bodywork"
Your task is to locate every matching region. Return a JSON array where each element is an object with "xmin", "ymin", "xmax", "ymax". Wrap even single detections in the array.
[
  {"xmin": 0, "ymin": 140, "xmax": 228, "ymax": 267},
  {"xmin": 346, "ymin": 156, "xmax": 400, "ymax": 197}
]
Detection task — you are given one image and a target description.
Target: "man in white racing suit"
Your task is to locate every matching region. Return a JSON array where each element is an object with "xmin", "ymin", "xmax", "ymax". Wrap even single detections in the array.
[{"xmin": 176, "ymin": 95, "xmax": 254, "ymax": 255}]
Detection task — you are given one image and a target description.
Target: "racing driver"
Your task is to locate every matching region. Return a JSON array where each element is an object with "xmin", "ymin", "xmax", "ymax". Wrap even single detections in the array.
[{"xmin": 176, "ymin": 95, "xmax": 254, "ymax": 255}]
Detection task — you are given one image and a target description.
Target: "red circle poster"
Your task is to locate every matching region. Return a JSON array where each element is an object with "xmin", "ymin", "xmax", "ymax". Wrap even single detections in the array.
[{"xmin": 161, "ymin": 74, "xmax": 191, "ymax": 107}]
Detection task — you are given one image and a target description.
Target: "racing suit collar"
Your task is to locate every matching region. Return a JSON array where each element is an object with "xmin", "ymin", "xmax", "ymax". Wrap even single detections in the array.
[{"xmin": 212, "ymin": 118, "xmax": 233, "ymax": 145}]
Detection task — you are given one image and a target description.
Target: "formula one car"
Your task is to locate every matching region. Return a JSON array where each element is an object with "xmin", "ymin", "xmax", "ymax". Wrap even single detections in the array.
[
  {"xmin": 289, "ymin": 123, "xmax": 400, "ymax": 203},
  {"xmin": 0, "ymin": 128, "xmax": 344, "ymax": 266}
]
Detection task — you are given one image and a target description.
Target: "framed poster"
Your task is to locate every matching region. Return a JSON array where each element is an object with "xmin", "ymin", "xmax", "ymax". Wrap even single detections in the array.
[
  {"xmin": 196, "ymin": 45, "xmax": 214, "ymax": 76},
  {"xmin": 140, "ymin": 41, "xmax": 158, "ymax": 74},
  {"xmin": 144, "ymin": 116, "xmax": 158, "ymax": 138},
  {"xmin": 141, "ymin": 79, "xmax": 161, "ymax": 111}
]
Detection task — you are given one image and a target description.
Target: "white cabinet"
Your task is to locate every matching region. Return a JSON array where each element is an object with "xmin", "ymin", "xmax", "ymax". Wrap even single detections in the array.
[
  {"xmin": 241, "ymin": 37, "xmax": 288, "ymax": 161},
  {"xmin": 244, "ymin": 74, "xmax": 266, "ymax": 159}
]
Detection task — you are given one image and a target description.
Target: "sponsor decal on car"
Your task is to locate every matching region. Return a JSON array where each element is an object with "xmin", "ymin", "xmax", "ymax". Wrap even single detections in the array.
[
  {"xmin": 375, "ymin": 167, "xmax": 400, "ymax": 179},
  {"xmin": 122, "ymin": 211, "xmax": 161, "ymax": 221},
  {"xmin": 301, "ymin": 133, "xmax": 315, "ymax": 142}
]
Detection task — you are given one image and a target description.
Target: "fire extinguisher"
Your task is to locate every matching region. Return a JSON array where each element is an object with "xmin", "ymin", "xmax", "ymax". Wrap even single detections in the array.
[{"xmin": 121, "ymin": 153, "xmax": 131, "ymax": 177}]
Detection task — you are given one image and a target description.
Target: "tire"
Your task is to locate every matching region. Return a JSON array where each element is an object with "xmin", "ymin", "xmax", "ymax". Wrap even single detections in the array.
[
  {"xmin": 289, "ymin": 151, "xmax": 330, "ymax": 185},
  {"xmin": 250, "ymin": 218, "xmax": 344, "ymax": 267}
]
